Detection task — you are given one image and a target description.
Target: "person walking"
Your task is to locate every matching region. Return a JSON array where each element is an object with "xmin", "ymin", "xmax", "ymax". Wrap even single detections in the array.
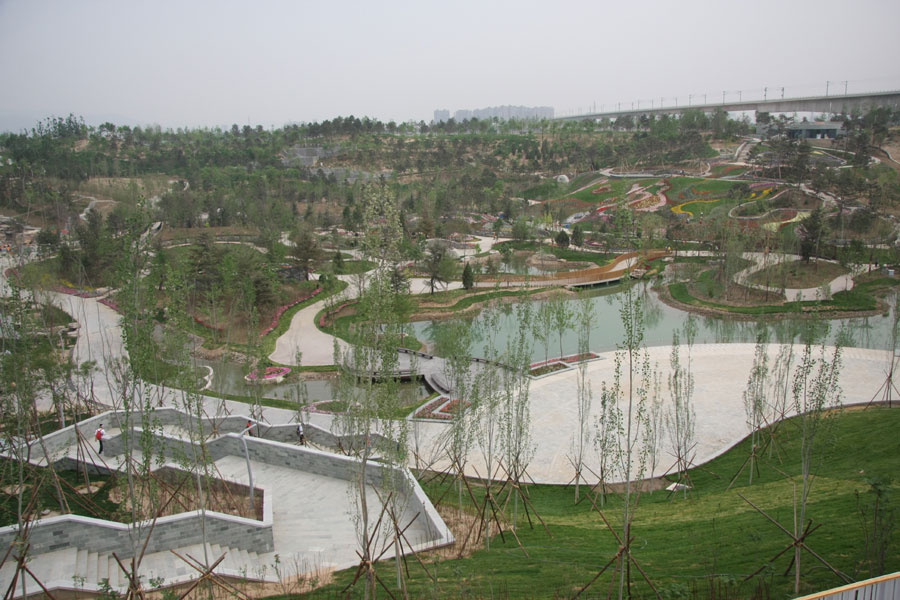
[
  {"xmin": 95, "ymin": 424, "xmax": 105, "ymax": 455},
  {"xmin": 246, "ymin": 420, "xmax": 254, "ymax": 437},
  {"xmin": 296, "ymin": 422, "xmax": 305, "ymax": 446}
]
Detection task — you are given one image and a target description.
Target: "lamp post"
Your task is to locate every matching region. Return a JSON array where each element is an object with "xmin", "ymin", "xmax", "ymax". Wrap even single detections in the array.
[{"xmin": 241, "ymin": 424, "xmax": 256, "ymax": 511}]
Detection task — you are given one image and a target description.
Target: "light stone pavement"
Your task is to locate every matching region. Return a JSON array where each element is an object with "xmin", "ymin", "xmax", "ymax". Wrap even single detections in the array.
[
  {"xmin": 213, "ymin": 455, "xmax": 437, "ymax": 574},
  {"xmin": 300, "ymin": 342, "xmax": 894, "ymax": 484}
]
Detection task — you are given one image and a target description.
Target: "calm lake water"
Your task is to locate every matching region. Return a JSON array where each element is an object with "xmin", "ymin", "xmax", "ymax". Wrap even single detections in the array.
[
  {"xmin": 197, "ymin": 281, "xmax": 896, "ymax": 401},
  {"xmin": 194, "ymin": 357, "xmax": 427, "ymax": 405},
  {"xmin": 409, "ymin": 282, "xmax": 896, "ymax": 362}
]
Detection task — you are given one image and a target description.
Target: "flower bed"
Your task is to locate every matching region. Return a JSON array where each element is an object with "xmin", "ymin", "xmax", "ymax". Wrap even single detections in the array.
[
  {"xmin": 244, "ymin": 366, "xmax": 291, "ymax": 384},
  {"xmin": 55, "ymin": 282, "xmax": 104, "ymax": 298},
  {"xmin": 99, "ymin": 297, "xmax": 121, "ymax": 313},
  {"xmin": 590, "ymin": 185, "xmax": 611, "ymax": 195},
  {"xmin": 529, "ymin": 362, "xmax": 569, "ymax": 377},
  {"xmin": 194, "ymin": 315, "xmax": 224, "ymax": 333},
  {"xmin": 413, "ymin": 396, "xmax": 471, "ymax": 421},
  {"xmin": 628, "ymin": 193, "xmax": 667, "ymax": 212},
  {"xmin": 259, "ymin": 287, "xmax": 323, "ymax": 338},
  {"xmin": 749, "ymin": 188, "xmax": 772, "ymax": 200},
  {"xmin": 762, "ymin": 210, "xmax": 808, "ymax": 232},
  {"xmin": 715, "ymin": 165, "xmax": 747, "ymax": 177},
  {"xmin": 671, "ymin": 198, "xmax": 720, "ymax": 216},
  {"xmin": 561, "ymin": 352, "xmax": 600, "ymax": 363},
  {"xmin": 319, "ymin": 300, "xmax": 357, "ymax": 328}
]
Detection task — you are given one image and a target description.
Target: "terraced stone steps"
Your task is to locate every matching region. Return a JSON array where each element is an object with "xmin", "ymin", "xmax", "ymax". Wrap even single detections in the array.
[{"xmin": 0, "ymin": 543, "xmax": 275, "ymax": 596}]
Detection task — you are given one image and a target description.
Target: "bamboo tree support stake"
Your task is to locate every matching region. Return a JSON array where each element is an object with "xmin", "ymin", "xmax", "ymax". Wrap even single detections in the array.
[
  {"xmin": 496, "ymin": 458, "xmax": 552, "ymax": 537},
  {"xmin": 170, "ymin": 550, "xmax": 252, "ymax": 600},
  {"xmin": 340, "ymin": 491, "xmax": 395, "ymax": 596},
  {"xmin": 737, "ymin": 493, "xmax": 853, "ymax": 585},
  {"xmin": 582, "ymin": 488, "xmax": 662, "ymax": 599}
]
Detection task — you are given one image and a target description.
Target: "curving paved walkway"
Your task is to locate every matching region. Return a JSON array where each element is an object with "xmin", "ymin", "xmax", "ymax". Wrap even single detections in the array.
[
  {"xmin": 298, "ymin": 342, "xmax": 893, "ymax": 484},
  {"xmin": 730, "ymin": 251, "xmax": 863, "ymax": 302}
]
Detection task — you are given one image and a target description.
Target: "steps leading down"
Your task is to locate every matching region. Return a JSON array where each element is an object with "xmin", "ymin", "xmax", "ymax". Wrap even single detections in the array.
[{"xmin": 0, "ymin": 543, "xmax": 275, "ymax": 597}]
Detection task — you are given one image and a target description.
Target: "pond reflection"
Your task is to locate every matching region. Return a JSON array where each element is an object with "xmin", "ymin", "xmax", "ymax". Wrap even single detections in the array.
[{"xmin": 409, "ymin": 282, "xmax": 896, "ymax": 361}]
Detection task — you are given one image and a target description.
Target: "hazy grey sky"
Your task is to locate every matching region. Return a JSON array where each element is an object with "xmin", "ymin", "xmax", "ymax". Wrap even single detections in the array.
[{"xmin": 1, "ymin": 0, "xmax": 899, "ymax": 131}]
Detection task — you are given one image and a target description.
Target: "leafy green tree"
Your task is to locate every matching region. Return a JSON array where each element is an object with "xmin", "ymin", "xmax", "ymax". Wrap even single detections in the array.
[
  {"xmin": 596, "ymin": 286, "xmax": 657, "ymax": 599},
  {"xmin": 511, "ymin": 218, "xmax": 532, "ymax": 241},
  {"xmin": 533, "ymin": 299, "xmax": 553, "ymax": 366},
  {"xmin": 334, "ymin": 184, "xmax": 411, "ymax": 597},
  {"xmin": 291, "ymin": 226, "xmax": 320, "ymax": 280},
  {"xmin": 332, "ymin": 250, "xmax": 345, "ymax": 274},
  {"xmin": 799, "ymin": 208, "xmax": 828, "ymax": 266},
  {"xmin": 666, "ymin": 329, "xmax": 695, "ymax": 495},
  {"xmin": 549, "ymin": 290, "xmax": 573, "ymax": 358},
  {"xmin": 35, "ymin": 228, "xmax": 60, "ymax": 254},
  {"xmin": 461, "ymin": 261, "xmax": 475, "ymax": 291},
  {"xmin": 571, "ymin": 224, "xmax": 585, "ymax": 248},
  {"xmin": 555, "ymin": 229, "xmax": 570, "ymax": 248},
  {"xmin": 570, "ymin": 295, "xmax": 593, "ymax": 501},
  {"xmin": 789, "ymin": 324, "xmax": 847, "ymax": 594},
  {"xmin": 424, "ymin": 240, "xmax": 456, "ymax": 295}
]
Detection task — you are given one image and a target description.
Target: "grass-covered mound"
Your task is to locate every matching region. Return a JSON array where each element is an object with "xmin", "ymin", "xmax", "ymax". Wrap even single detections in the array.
[
  {"xmin": 668, "ymin": 275, "xmax": 899, "ymax": 317},
  {"xmin": 746, "ymin": 260, "xmax": 848, "ymax": 290}
]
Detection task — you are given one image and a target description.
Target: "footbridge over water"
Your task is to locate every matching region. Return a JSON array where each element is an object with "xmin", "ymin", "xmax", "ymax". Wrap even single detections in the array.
[{"xmin": 556, "ymin": 90, "xmax": 900, "ymax": 122}]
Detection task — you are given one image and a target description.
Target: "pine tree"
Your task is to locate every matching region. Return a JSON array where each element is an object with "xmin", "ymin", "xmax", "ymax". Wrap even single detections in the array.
[{"xmin": 462, "ymin": 261, "xmax": 474, "ymax": 291}]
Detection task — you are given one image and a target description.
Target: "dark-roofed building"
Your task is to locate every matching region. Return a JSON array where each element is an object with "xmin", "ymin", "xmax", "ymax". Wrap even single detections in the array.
[{"xmin": 786, "ymin": 121, "xmax": 845, "ymax": 139}]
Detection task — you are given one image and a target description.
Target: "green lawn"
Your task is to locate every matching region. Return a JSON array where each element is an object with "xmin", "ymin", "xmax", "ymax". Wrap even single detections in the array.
[
  {"xmin": 747, "ymin": 261, "xmax": 849, "ymax": 289},
  {"xmin": 285, "ymin": 408, "xmax": 900, "ymax": 599},
  {"xmin": 326, "ymin": 259, "xmax": 376, "ymax": 276},
  {"xmin": 668, "ymin": 177, "xmax": 743, "ymax": 201},
  {"xmin": 571, "ymin": 177, "xmax": 658, "ymax": 204},
  {"xmin": 0, "ymin": 460, "xmax": 118, "ymax": 527},
  {"xmin": 668, "ymin": 276, "xmax": 899, "ymax": 315}
]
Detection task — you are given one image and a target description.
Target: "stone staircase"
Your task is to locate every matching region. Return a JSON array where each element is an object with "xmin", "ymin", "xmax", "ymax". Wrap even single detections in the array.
[
  {"xmin": 0, "ymin": 543, "xmax": 275, "ymax": 595},
  {"xmin": 1, "ymin": 408, "xmax": 453, "ymax": 598}
]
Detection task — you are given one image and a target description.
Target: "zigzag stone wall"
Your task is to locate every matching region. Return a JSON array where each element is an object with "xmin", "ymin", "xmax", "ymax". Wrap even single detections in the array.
[{"xmin": 1, "ymin": 408, "xmax": 453, "ymax": 560}]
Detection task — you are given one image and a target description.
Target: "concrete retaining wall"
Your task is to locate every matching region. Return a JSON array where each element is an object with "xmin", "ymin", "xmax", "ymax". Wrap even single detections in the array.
[
  {"xmin": 12, "ymin": 408, "xmax": 391, "ymax": 466},
  {"xmin": 3, "ymin": 407, "xmax": 452, "ymax": 558},
  {"xmin": 0, "ymin": 495, "xmax": 274, "ymax": 558}
]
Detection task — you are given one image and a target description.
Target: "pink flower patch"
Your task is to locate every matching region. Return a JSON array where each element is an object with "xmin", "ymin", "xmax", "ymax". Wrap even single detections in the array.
[
  {"xmin": 247, "ymin": 366, "xmax": 291, "ymax": 380},
  {"xmin": 258, "ymin": 287, "xmax": 323, "ymax": 338},
  {"xmin": 414, "ymin": 396, "xmax": 471, "ymax": 421}
]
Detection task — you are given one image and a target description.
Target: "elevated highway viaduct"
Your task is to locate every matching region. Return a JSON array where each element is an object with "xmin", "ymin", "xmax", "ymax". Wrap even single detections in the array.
[{"xmin": 555, "ymin": 90, "xmax": 900, "ymax": 122}]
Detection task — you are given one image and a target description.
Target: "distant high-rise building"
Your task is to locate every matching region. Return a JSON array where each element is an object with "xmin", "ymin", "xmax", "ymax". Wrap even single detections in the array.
[
  {"xmin": 441, "ymin": 105, "xmax": 554, "ymax": 121},
  {"xmin": 433, "ymin": 109, "xmax": 450, "ymax": 123}
]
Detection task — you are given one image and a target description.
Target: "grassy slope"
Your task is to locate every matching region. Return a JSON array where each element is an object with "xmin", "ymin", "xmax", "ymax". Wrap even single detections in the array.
[{"xmin": 288, "ymin": 408, "xmax": 900, "ymax": 599}]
